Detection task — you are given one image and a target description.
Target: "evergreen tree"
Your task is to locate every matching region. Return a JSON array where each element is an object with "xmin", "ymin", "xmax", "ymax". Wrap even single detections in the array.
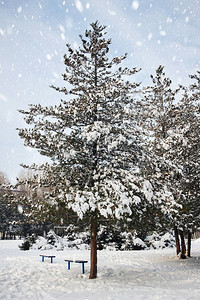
[
  {"xmin": 139, "ymin": 66, "xmax": 182, "ymax": 242},
  {"xmin": 173, "ymin": 72, "xmax": 200, "ymax": 255},
  {"xmin": 18, "ymin": 22, "xmax": 162, "ymax": 278},
  {"xmin": 140, "ymin": 66, "xmax": 200, "ymax": 257}
]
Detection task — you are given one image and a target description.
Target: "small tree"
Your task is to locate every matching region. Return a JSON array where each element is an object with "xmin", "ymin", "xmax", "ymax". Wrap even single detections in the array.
[{"xmin": 18, "ymin": 21, "xmax": 159, "ymax": 278}]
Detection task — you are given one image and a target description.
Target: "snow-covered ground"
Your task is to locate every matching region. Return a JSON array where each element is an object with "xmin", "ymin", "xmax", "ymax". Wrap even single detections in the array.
[{"xmin": 1, "ymin": 239, "xmax": 200, "ymax": 300}]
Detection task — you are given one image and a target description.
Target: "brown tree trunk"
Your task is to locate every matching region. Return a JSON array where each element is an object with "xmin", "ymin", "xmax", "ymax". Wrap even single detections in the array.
[
  {"xmin": 89, "ymin": 214, "xmax": 97, "ymax": 279},
  {"xmin": 187, "ymin": 231, "xmax": 192, "ymax": 257},
  {"xmin": 179, "ymin": 230, "xmax": 186, "ymax": 257},
  {"xmin": 174, "ymin": 226, "xmax": 181, "ymax": 255}
]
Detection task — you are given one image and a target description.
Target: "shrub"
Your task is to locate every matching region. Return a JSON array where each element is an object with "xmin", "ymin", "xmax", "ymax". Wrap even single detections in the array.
[{"xmin": 19, "ymin": 234, "xmax": 36, "ymax": 251}]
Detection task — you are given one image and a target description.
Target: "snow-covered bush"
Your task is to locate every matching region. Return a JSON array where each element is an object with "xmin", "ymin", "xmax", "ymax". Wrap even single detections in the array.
[
  {"xmin": 32, "ymin": 230, "xmax": 64, "ymax": 251},
  {"xmin": 121, "ymin": 232, "xmax": 146, "ymax": 250},
  {"xmin": 145, "ymin": 232, "xmax": 175, "ymax": 249},
  {"xmin": 19, "ymin": 234, "xmax": 36, "ymax": 250},
  {"xmin": 62, "ymin": 225, "xmax": 90, "ymax": 249},
  {"xmin": 30, "ymin": 229, "xmax": 90, "ymax": 251},
  {"xmin": 20, "ymin": 228, "xmax": 175, "ymax": 251}
]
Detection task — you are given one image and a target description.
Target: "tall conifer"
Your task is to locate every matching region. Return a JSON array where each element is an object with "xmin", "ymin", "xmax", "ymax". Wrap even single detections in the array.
[{"xmin": 18, "ymin": 22, "xmax": 159, "ymax": 277}]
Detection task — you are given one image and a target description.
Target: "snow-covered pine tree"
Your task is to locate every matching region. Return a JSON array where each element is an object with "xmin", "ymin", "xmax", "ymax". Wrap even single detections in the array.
[
  {"xmin": 138, "ymin": 66, "xmax": 182, "ymax": 249},
  {"xmin": 173, "ymin": 71, "xmax": 200, "ymax": 256},
  {"xmin": 18, "ymin": 21, "xmax": 154, "ymax": 278},
  {"xmin": 187, "ymin": 72, "xmax": 200, "ymax": 233},
  {"xmin": 140, "ymin": 66, "xmax": 200, "ymax": 257}
]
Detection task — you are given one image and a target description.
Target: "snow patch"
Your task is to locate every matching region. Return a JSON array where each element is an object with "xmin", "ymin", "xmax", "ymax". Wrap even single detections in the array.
[
  {"xmin": 142, "ymin": 180, "xmax": 153, "ymax": 202},
  {"xmin": 2, "ymin": 239, "xmax": 200, "ymax": 299}
]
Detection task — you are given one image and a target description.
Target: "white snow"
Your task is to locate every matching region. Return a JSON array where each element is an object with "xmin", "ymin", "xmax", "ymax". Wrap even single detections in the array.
[
  {"xmin": 108, "ymin": 9, "xmax": 116, "ymax": 16},
  {"xmin": 1, "ymin": 239, "xmax": 200, "ymax": 299},
  {"xmin": 0, "ymin": 93, "xmax": 7, "ymax": 102},
  {"xmin": 185, "ymin": 16, "xmax": 189, "ymax": 23},
  {"xmin": 75, "ymin": 0, "xmax": 83, "ymax": 13},
  {"xmin": 17, "ymin": 204, "xmax": 23, "ymax": 214},
  {"xmin": 0, "ymin": 28, "xmax": 5, "ymax": 36},
  {"xmin": 160, "ymin": 30, "xmax": 166, "ymax": 36},
  {"xmin": 132, "ymin": 1, "xmax": 139, "ymax": 10},
  {"xmin": 38, "ymin": 2, "xmax": 43, "ymax": 9},
  {"xmin": 17, "ymin": 6, "xmax": 22, "ymax": 13},
  {"xmin": 148, "ymin": 33, "xmax": 153, "ymax": 40},
  {"xmin": 46, "ymin": 54, "xmax": 52, "ymax": 60},
  {"xmin": 142, "ymin": 180, "xmax": 153, "ymax": 202},
  {"xmin": 167, "ymin": 17, "xmax": 173, "ymax": 23},
  {"xmin": 58, "ymin": 24, "xmax": 65, "ymax": 33}
]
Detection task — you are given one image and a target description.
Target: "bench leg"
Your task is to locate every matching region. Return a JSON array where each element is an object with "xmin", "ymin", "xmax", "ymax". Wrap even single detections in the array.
[
  {"xmin": 68, "ymin": 261, "xmax": 71, "ymax": 270},
  {"xmin": 51, "ymin": 257, "xmax": 53, "ymax": 263},
  {"xmin": 82, "ymin": 263, "xmax": 85, "ymax": 274},
  {"xmin": 41, "ymin": 256, "xmax": 44, "ymax": 262}
]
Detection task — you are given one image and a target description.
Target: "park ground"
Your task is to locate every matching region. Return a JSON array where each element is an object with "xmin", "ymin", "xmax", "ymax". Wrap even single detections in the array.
[{"xmin": 0, "ymin": 239, "xmax": 200, "ymax": 299}]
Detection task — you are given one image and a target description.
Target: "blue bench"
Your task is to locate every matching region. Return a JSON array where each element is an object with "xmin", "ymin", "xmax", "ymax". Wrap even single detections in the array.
[
  {"xmin": 65, "ymin": 259, "xmax": 88, "ymax": 274},
  {"xmin": 40, "ymin": 255, "xmax": 56, "ymax": 263}
]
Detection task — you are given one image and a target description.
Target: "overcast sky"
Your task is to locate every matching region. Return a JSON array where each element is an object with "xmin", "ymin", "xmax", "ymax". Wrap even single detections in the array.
[{"xmin": 0, "ymin": 0, "xmax": 200, "ymax": 183}]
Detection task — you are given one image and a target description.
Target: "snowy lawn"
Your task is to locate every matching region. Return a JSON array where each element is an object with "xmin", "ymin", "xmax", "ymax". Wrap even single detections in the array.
[{"xmin": 1, "ymin": 240, "xmax": 200, "ymax": 300}]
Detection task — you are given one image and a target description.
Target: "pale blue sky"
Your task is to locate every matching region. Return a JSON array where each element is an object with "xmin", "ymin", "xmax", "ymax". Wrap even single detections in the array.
[{"xmin": 0, "ymin": 0, "xmax": 200, "ymax": 183}]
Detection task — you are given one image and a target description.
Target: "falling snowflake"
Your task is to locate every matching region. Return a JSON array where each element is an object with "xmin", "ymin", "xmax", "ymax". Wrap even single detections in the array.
[
  {"xmin": 160, "ymin": 30, "xmax": 166, "ymax": 36},
  {"xmin": 17, "ymin": 6, "xmax": 22, "ymax": 13},
  {"xmin": 75, "ymin": 0, "xmax": 83, "ymax": 12},
  {"xmin": 132, "ymin": 1, "xmax": 139, "ymax": 10}
]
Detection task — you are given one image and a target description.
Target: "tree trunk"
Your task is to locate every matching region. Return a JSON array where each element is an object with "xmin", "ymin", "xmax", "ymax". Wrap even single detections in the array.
[
  {"xmin": 187, "ymin": 231, "xmax": 192, "ymax": 257},
  {"xmin": 179, "ymin": 230, "xmax": 186, "ymax": 257},
  {"xmin": 2, "ymin": 231, "xmax": 6, "ymax": 240},
  {"xmin": 174, "ymin": 226, "xmax": 180, "ymax": 255},
  {"xmin": 89, "ymin": 214, "xmax": 97, "ymax": 279}
]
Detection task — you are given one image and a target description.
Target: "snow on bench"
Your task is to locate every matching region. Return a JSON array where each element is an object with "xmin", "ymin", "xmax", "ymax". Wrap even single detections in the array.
[
  {"xmin": 40, "ymin": 255, "xmax": 56, "ymax": 263},
  {"xmin": 65, "ymin": 259, "xmax": 88, "ymax": 274}
]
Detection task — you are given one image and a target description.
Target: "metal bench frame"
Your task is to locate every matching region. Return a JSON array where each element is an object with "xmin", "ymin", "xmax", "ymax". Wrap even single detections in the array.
[
  {"xmin": 40, "ymin": 255, "xmax": 56, "ymax": 263},
  {"xmin": 65, "ymin": 259, "xmax": 88, "ymax": 274}
]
